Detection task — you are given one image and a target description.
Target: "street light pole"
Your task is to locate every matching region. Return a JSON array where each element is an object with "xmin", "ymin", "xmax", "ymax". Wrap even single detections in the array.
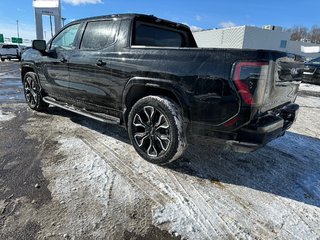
[
  {"xmin": 61, "ymin": 17, "xmax": 66, "ymax": 27},
  {"xmin": 49, "ymin": 16, "xmax": 53, "ymax": 38},
  {"xmin": 16, "ymin": 20, "xmax": 20, "ymax": 38}
]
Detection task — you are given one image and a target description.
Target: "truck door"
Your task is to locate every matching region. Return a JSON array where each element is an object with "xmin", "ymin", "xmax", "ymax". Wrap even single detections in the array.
[
  {"xmin": 67, "ymin": 19, "xmax": 120, "ymax": 112},
  {"xmin": 39, "ymin": 23, "xmax": 81, "ymax": 102}
]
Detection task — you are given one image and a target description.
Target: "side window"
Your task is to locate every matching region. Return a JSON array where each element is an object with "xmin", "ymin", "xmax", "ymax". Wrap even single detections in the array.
[
  {"xmin": 80, "ymin": 20, "xmax": 119, "ymax": 50},
  {"xmin": 51, "ymin": 24, "xmax": 81, "ymax": 50},
  {"xmin": 132, "ymin": 21, "xmax": 185, "ymax": 47}
]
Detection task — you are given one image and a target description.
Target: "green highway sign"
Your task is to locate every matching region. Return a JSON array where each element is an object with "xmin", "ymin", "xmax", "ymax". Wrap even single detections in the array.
[
  {"xmin": 12, "ymin": 37, "xmax": 23, "ymax": 44},
  {"xmin": 0, "ymin": 34, "xmax": 4, "ymax": 43}
]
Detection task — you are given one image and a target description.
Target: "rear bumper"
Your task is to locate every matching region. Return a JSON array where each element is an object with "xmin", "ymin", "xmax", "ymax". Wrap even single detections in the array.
[
  {"xmin": 226, "ymin": 103, "xmax": 299, "ymax": 153},
  {"xmin": 0, "ymin": 54, "xmax": 19, "ymax": 59}
]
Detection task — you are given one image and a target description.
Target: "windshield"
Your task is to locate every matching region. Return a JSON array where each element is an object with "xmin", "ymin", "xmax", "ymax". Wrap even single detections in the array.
[{"xmin": 309, "ymin": 57, "xmax": 320, "ymax": 64}]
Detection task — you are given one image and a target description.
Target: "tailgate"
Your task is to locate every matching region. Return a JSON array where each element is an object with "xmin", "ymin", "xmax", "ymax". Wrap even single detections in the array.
[
  {"xmin": 1, "ymin": 49, "xmax": 16, "ymax": 55},
  {"xmin": 259, "ymin": 54, "xmax": 304, "ymax": 113}
]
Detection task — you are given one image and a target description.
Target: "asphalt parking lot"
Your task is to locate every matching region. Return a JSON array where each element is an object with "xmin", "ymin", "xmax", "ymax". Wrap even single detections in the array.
[{"xmin": 0, "ymin": 61, "xmax": 320, "ymax": 240}]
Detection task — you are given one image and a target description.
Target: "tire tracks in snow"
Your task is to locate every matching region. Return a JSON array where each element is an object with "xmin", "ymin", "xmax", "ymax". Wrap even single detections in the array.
[
  {"xmin": 78, "ymin": 131, "xmax": 172, "ymax": 207},
  {"xmin": 78, "ymin": 129, "xmax": 222, "ymax": 238},
  {"xmin": 46, "ymin": 113, "xmax": 318, "ymax": 239},
  {"xmin": 75, "ymin": 127, "xmax": 285, "ymax": 239},
  {"xmin": 78, "ymin": 131, "xmax": 219, "ymax": 239}
]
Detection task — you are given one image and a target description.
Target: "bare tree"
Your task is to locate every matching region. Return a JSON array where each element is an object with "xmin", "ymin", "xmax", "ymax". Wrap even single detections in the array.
[
  {"xmin": 288, "ymin": 26, "xmax": 309, "ymax": 41},
  {"xmin": 309, "ymin": 25, "xmax": 320, "ymax": 44}
]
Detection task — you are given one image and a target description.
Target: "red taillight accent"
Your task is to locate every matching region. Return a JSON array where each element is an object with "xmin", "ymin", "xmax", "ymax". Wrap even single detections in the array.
[
  {"xmin": 224, "ymin": 116, "xmax": 240, "ymax": 127},
  {"xmin": 233, "ymin": 62, "xmax": 268, "ymax": 106}
]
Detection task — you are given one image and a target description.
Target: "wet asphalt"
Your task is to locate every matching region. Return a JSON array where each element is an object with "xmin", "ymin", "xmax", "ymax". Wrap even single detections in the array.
[{"xmin": 0, "ymin": 61, "xmax": 53, "ymax": 239}]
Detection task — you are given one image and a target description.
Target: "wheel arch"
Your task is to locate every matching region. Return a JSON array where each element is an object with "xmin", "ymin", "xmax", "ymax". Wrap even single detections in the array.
[
  {"xmin": 21, "ymin": 64, "xmax": 35, "ymax": 82},
  {"xmin": 122, "ymin": 77, "xmax": 190, "ymax": 127}
]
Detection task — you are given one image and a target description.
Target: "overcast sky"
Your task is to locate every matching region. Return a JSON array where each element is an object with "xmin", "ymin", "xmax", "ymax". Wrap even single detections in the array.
[{"xmin": 0, "ymin": 0, "xmax": 319, "ymax": 41}]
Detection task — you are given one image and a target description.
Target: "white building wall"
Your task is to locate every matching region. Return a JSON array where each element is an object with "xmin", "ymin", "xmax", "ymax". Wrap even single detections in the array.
[
  {"xmin": 193, "ymin": 26, "xmax": 320, "ymax": 59},
  {"xmin": 242, "ymin": 26, "xmax": 291, "ymax": 51},
  {"xmin": 193, "ymin": 26, "xmax": 245, "ymax": 49}
]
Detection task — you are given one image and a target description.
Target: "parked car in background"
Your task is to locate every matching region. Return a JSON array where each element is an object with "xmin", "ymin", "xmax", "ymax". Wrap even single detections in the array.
[
  {"xmin": 303, "ymin": 57, "xmax": 320, "ymax": 85},
  {"xmin": 0, "ymin": 44, "xmax": 21, "ymax": 61},
  {"xmin": 20, "ymin": 46, "xmax": 32, "ymax": 55},
  {"xmin": 21, "ymin": 14, "xmax": 303, "ymax": 164}
]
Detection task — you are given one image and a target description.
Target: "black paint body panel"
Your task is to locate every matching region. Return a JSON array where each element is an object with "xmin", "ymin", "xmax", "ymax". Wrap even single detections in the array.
[{"xmin": 21, "ymin": 14, "xmax": 302, "ymax": 145}]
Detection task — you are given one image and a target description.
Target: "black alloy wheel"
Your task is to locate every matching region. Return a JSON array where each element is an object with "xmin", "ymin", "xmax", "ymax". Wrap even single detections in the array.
[
  {"xmin": 128, "ymin": 96, "xmax": 187, "ymax": 165},
  {"xmin": 23, "ymin": 72, "xmax": 48, "ymax": 111}
]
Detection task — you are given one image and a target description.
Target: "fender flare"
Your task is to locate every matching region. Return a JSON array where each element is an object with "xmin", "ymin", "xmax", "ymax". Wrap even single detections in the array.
[{"xmin": 122, "ymin": 76, "xmax": 191, "ymax": 125}]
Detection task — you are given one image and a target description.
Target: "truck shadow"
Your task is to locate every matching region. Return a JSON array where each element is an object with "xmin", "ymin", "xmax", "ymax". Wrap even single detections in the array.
[
  {"xmin": 47, "ymin": 106, "xmax": 320, "ymax": 208},
  {"xmin": 168, "ymin": 132, "xmax": 320, "ymax": 208}
]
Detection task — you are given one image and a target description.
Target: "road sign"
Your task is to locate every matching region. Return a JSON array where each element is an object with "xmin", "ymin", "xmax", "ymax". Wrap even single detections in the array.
[
  {"xmin": 0, "ymin": 34, "xmax": 4, "ymax": 43},
  {"xmin": 11, "ymin": 37, "xmax": 23, "ymax": 44}
]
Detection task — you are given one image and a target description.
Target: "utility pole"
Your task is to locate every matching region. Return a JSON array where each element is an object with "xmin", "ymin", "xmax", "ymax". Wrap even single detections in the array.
[{"xmin": 16, "ymin": 20, "xmax": 20, "ymax": 38}]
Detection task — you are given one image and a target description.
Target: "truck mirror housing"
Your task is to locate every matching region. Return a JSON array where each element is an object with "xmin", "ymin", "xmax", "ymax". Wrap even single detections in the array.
[{"xmin": 32, "ymin": 40, "xmax": 46, "ymax": 52}]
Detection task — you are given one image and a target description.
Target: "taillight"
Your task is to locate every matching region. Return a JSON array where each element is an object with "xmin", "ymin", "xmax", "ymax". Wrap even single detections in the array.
[{"xmin": 233, "ymin": 62, "xmax": 269, "ymax": 106}]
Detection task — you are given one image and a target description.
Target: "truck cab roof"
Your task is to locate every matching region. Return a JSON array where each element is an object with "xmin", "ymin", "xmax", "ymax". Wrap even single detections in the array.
[{"xmin": 71, "ymin": 13, "xmax": 190, "ymax": 30}]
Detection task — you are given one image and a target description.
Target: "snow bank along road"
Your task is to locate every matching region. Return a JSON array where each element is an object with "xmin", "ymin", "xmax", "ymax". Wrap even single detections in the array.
[{"xmin": 0, "ymin": 61, "xmax": 319, "ymax": 239}]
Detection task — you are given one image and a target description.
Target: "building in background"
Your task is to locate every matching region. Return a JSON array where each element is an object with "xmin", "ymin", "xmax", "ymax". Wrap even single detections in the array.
[
  {"xmin": 33, "ymin": 0, "xmax": 62, "ymax": 40},
  {"xmin": 193, "ymin": 25, "xmax": 320, "ymax": 60}
]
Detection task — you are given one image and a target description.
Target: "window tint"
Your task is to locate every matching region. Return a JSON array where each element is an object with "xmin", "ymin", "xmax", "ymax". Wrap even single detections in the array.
[
  {"xmin": 311, "ymin": 57, "xmax": 320, "ymax": 64},
  {"xmin": 51, "ymin": 24, "xmax": 80, "ymax": 50},
  {"xmin": 133, "ymin": 21, "xmax": 185, "ymax": 47},
  {"xmin": 81, "ymin": 20, "xmax": 119, "ymax": 50}
]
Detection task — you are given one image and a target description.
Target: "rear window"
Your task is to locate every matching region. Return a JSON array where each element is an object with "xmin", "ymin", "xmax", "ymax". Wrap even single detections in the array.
[
  {"xmin": 81, "ymin": 20, "xmax": 119, "ymax": 50},
  {"xmin": 132, "ymin": 20, "xmax": 194, "ymax": 48},
  {"xmin": 2, "ymin": 45, "xmax": 18, "ymax": 49}
]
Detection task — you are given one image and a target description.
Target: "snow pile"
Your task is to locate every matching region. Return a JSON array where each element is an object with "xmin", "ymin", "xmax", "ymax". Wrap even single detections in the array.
[{"xmin": 0, "ymin": 109, "xmax": 15, "ymax": 122}]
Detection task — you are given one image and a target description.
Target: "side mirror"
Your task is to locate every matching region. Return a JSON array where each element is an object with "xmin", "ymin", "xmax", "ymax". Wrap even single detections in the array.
[{"xmin": 32, "ymin": 40, "xmax": 46, "ymax": 52}]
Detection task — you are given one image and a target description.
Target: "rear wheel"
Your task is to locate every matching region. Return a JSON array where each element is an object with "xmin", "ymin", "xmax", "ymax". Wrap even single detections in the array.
[
  {"xmin": 1, "ymin": 58, "xmax": 4, "ymax": 62},
  {"xmin": 128, "ymin": 96, "xmax": 187, "ymax": 165},
  {"xmin": 23, "ymin": 72, "xmax": 49, "ymax": 111}
]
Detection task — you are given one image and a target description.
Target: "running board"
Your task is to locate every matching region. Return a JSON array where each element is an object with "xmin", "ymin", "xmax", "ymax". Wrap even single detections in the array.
[{"xmin": 43, "ymin": 97, "xmax": 120, "ymax": 124}]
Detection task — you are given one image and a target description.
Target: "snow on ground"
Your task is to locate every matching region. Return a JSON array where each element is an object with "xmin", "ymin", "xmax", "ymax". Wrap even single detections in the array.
[
  {"xmin": 0, "ymin": 109, "xmax": 15, "ymax": 122},
  {"xmin": 297, "ymin": 95, "xmax": 320, "ymax": 108},
  {"xmin": 299, "ymin": 83, "xmax": 320, "ymax": 93},
  {"xmin": 16, "ymin": 101, "xmax": 319, "ymax": 240},
  {"xmin": 290, "ymin": 96, "xmax": 320, "ymax": 138},
  {"xmin": 15, "ymin": 114, "xmax": 153, "ymax": 239}
]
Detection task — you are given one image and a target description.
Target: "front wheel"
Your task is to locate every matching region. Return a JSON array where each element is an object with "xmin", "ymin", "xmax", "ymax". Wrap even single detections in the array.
[
  {"xmin": 128, "ymin": 96, "xmax": 187, "ymax": 165},
  {"xmin": 23, "ymin": 72, "xmax": 49, "ymax": 111}
]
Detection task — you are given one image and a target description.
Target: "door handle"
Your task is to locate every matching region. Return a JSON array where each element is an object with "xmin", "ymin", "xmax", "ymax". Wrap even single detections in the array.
[
  {"xmin": 96, "ymin": 59, "xmax": 106, "ymax": 66},
  {"xmin": 60, "ymin": 57, "xmax": 67, "ymax": 63}
]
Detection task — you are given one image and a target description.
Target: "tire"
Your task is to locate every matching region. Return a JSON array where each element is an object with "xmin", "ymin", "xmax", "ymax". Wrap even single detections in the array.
[
  {"xmin": 128, "ymin": 96, "xmax": 187, "ymax": 165},
  {"xmin": 1, "ymin": 58, "xmax": 4, "ymax": 62},
  {"xmin": 23, "ymin": 72, "xmax": 49, "ymax": 111}
]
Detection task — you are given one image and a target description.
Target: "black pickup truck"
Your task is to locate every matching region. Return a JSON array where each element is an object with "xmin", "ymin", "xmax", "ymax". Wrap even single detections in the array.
[{"xmin": 21, "ymin": 14, "xmax": 303, "ymax": 164}]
